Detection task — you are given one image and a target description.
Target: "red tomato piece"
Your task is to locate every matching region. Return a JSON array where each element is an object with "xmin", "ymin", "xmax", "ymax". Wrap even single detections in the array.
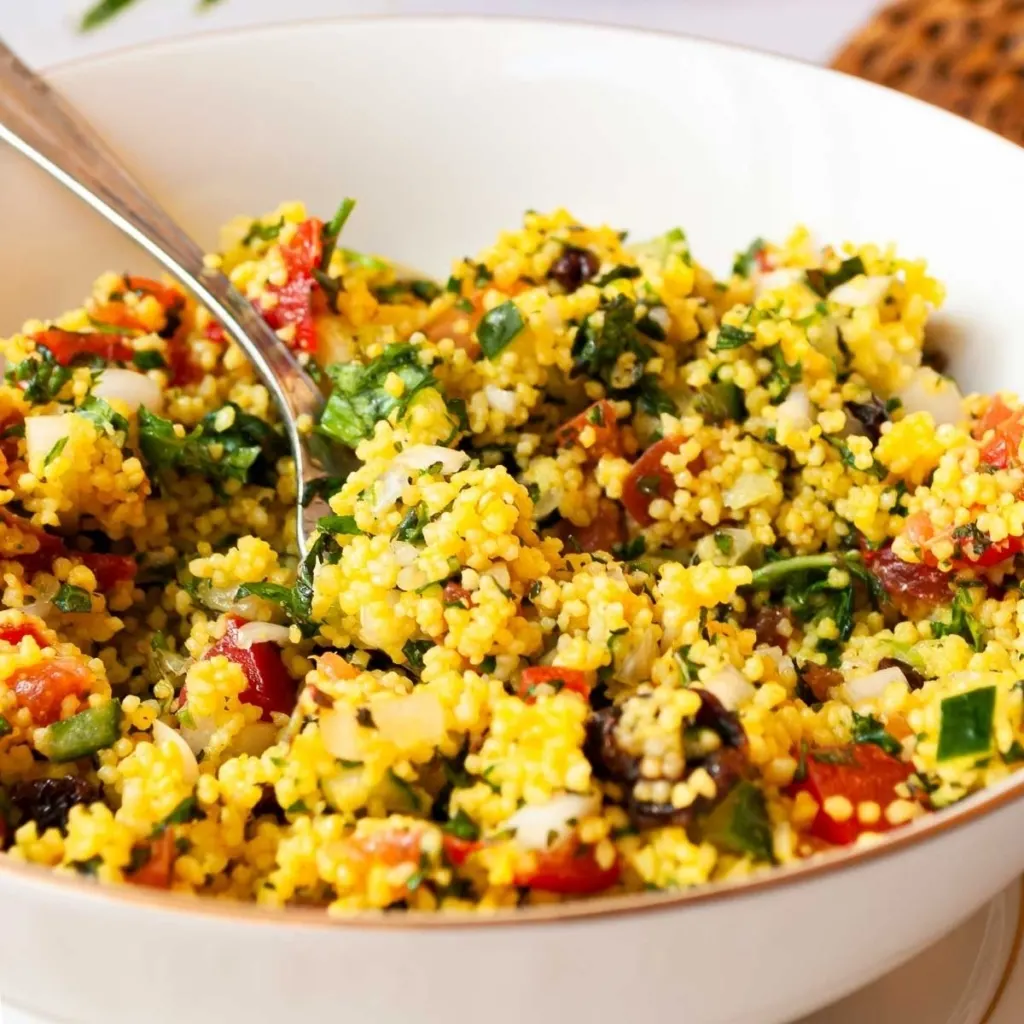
[
  {"xmin": 0, "ymin": 509, "xmax": 66, "ymax": 577},
  {"xmin": 31, "ymin": 328, "xmax": 134, "ymax": 367},
  {"xmin": 901, "ymin": 511, "xmax": 1020, "ymax": 571},
  {"xmin": 202, "ymin": 320, "xmax": 226, "ymax": 344},
  {"xmin": 202, "ymin": 614, "xmax": 297, "ymax": 721},
  {"xmin": 518, "ymin": 666, "xmax": 590, "ymax": 703},
  {"xmin": 555, "ymin": 400, "xmax": 622, "ymax": 460},
  {"xmin": 87, "ymin": 303, "xmax": 149, "ymax": 334},
  {"xmin": 520, "ymin": 663, "xmax": 593, "ymax": 704},
  {"xmin": 259, "ymin": 219, "xmax": 324, "ymax": 353},
  {"xmin": 791, "ymin": 743, "xmax": 913, "ymax": 846},
  {"xmin": 424, "ymin": 297, "xmax": 483, "ymax": 357},
  {"xmin": 80, "ymin": 553, "xmax": 137, "ymax": 591},
  {"xmin": 442, "ymin": 834, "xmax": 483, "ymax": 868},
  {"xmin": 127, "ymin": 830, "xmax": 176, "ymax": 889},
  {"xmin": 622, "ymin": 436, "xmax": 700, "ymax": 526},
  {"xmin": 124, "ymin": 276, "xmax": 184, "ymax": 312},
  {"xmin": 0, "ymin": 621, "xmax": 50, "ymax": 647},
  {"xmin": 554, "ymin": 500, "xmax": 626, "ymax": 555},
  {"xmin": 516, "ymin": 837, "xmax": 620, "ymax": 895},
  {"xmin": 9, "ymin": 657, "xmax": 93, "ymax": 726},
  {"xmin": 975, "ymin": 396, "xmax": 1024, "ymax": 470},
  {"xmin": 754, "ymin": 247, "xmax": 773, "ymax": 273}
]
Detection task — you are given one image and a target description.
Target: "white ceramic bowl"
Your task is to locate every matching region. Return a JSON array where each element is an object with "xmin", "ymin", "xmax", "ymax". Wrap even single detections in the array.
[{"xmin": 2, "ymin": 17, "xmax": 1024, "ymax": 1024}]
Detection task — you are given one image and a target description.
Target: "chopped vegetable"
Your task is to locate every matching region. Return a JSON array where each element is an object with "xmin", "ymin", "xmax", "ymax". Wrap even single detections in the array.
[
  {"xmin": 43, "ymin": 700, "xmax": 121, "ymax": 763},
  {"xmin": 518, "ymin": 666, "xmax": 590, "ymax": 702},
  {"xmin": 937, "ymin": 686, "xmax": 996, "ymax": 761},
  {"xmin": 700, "ymin": 780, "xmax": 774, "ymax": 862},
  {"xmin": 477, "ymin": 301, "xmax": 525, "ymax": 359}
]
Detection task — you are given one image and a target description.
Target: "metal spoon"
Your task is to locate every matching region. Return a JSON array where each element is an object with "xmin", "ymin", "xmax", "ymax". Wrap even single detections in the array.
[{"xmin": 0, "ymin": 37, "xmax": 338, "ymax": 556}]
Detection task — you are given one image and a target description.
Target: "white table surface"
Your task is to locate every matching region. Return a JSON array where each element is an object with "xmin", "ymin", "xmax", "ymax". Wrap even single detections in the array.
[{"xmin": 2, "ymin": 0, "xmax": 881, "ymax": 69}]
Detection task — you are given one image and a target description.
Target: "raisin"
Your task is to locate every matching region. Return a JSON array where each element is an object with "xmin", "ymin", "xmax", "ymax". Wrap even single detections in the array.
[
  {"xmin": 548, "ymin": 246, "xmax": 599, "ymax": 293},
  {"xmin": 584, "ymin": 707, "xmax": 639, "ymax": 785},
  {"xmin": 845, "ymin": 395, "xmax": 889, "ymax": 443},
  {"xmin": 9, "ymin": 776, "xmax": 98, "ymax": 834},
  {"xmin": 693, "ymin": 689, "xmax": 747, "ymax": 750},
  {"xmin": 877, "ymin": 656, "xmax": 927, "ymax": 691}
]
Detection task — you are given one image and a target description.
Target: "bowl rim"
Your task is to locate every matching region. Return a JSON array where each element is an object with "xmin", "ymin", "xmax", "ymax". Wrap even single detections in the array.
[{"xmin": 4, "ymin": 11, "xmax": 1024, "ymax": 931}]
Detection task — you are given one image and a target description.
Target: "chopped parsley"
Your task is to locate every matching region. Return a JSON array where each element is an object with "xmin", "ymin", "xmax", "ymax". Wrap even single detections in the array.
[
  {"xmin": 53, "ymin": 583, "xmax": 92, "ymax": 613},
  {"xmin": 732, "ymin": 238, "xmax": 766, "ymax": 278},
  {"xmin": 132, "ymin": 350, "xmax": 167, "ymax": 372},
  {"xmin": 43, "ymin": 436, "xmax": 68, "ymax": 468},
  {"xmin": 7, "ymin": 346, "xmax": 71, "ymax": 404},
  {"xmin": 931, "ymin": 586, "xmax": 985, "ymax": 652},
  {"xmin": 572, "ymin": 295, "xmax": 653, "ymax": 390},
  {"xmin": 316, "ymin": 515, "xmax": 363, "ymax": 536},
  {"xmin": 242, "ymin": 217, "xmax": 284, "ymax": 246},
  {"xmin": 805, "ymin": 255, "xmax": 866, "ymax": 298},
  {"xmin": 715, "ymin": 323, "xmax": 755, "ymax": 350},
  {"xmin": 319, "ymin": 344, "xmax": 437, "ymax": 448},
  {"xmin": 477, "ymin": 301, "xmax": 525, "ymax": 359},
  {"xmin": 850, "ymin": 711, "xmax": 902, "ymax": 757},
  {"xmin": 77, "ymin": 394, "xmax": 129, "ymax": 435}
]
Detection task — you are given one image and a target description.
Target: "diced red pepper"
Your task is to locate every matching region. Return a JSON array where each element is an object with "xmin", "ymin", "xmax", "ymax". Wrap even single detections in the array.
[
  {"xmin": 902, "ymin": 511, "xmax": 1021, "ymax": 571},
  {"xmin": 754, "ymin": 247, "xmax": 773, "ymax": 273},
  {"xmin": 259, "ymin": 219, "xmax": 323, "ymax": 353},
  {"xmin": 201, "ymin": 614, "xmax": 297, "ymax": 721},
  {"xmin": 555, "ymin": 400, "xmax": 622, "ymax": 460},
  {"xmin": 126, "ymin": 830, "xmax": 175, "ymax": 889},
  {"xmin": 518, "ymin": 666, "xmax": 590, "ymax": 703},
  {"xmin": 790, "ymin": 743, "xmax": 913, "ymax": 846},
  {"xmin": 9, "ymin": 657, "xmax": 94, "ymax": 726},
  {"xmin": 515, "ymin": 836, "xmax": 620, "ymax": 894},
  {"xmin": 123, "ymin": 276, "xmax": 184, "ymax": 313},
  {"xmin": 31, "ymin": 328, "xmax": 134, "ymax": 367},
  {"xmin": 554, "ymin": 500, "xmax": 626, "ymax": 555},
  {"xmin": 442, "ymin": 834, "xmax": 482, "ymax": 868},
  {"xmin": 202, "ymin": 320, "xmax": 226, "ymax": 344},
  {"xmin": 0, "ymin": 621, "xmax": 50, "ymax": 647},
  {"xmin": 622, "ymin": 436, "xmax": 700, "ymax": 526}
]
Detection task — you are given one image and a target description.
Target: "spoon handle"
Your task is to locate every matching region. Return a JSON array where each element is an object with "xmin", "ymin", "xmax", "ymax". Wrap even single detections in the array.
[{"xmin": 0, "ymin": 38, "xmax": 332, "ymax": 553}]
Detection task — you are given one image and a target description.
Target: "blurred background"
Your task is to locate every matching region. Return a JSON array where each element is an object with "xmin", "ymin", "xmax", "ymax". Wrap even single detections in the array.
[{"xmin": 0, "ymin": 0, "xmax": 890, "ymax": 66}]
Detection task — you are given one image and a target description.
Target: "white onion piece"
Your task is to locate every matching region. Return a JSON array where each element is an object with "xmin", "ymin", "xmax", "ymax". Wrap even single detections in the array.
[
  {"xmin": 701, "ymin": 665, "xmax": 755, "ymax": 711},
  {"xmin": 320, "ymin": 706, "xmax": 362, "ymax": 761},
  {"xmin": 392, "ymin": 541, "xmax": 420, "ymax": 567},
  {"xmin": 503, "ymin": 792, "xmax": 600, "ymax": 850},
  {"xmin": 489, "ymin": 563, "xmax": 511, "ymax": 591},
  {"xmin": 233, "ymin": 621, "xmax": 292, "ymax": 649},
  {"xmin": 775, "ymin": 385, "xmax": 812, "ymax": 432},
  {"xmin": 619, "ymin": 630, "xmax": 657, "ymax": 686},
  {"xmin": 898, "ymin": 367, "xmax": 964, "ymax": 427},
  {"xmin": 91, "ymin": 368, "xmax": 163, "ymax": 413},
  {"xmin": 154, "ymin": 718, "xmax": 200, "ymax": 783},
  {"xmin": 369, "ymin": 690, "xmax": 446, "ymax": 752},
  {"xmin": 755, "ymin": 267, "xmax": 803, "ymax": 298},
  {"xmin": 724, "ymin": 472, "xmax": 776, "ymax": 511},
  {"xmin": 485, "ymin": 385, "xmax": 517, "ymax": 416},
  {"xmin": 231, "ymin": 722, "xmax": 279, "ymax": 757},
  {"xmin": 25, "ymin": 414, "xmax": 72, "ymax": 466},
  {"xmin": 393, "ymin": 444, "xmax": 468, "ymax": 475},
  {"xmin": 828, "ymin": 275, "xmax": 892, "ymax": 307},
  {"xmin": 758, "ymin": 645, "xmax": 795, "ymax": 678},
  {"xmin": 693, "ymin": 527, "xmax": 756, "ymax": 567},
  {"xmin": 648, "ymin": 307, "xmax": 671, "ymax": 332},
  {"xmin": 374, "ymin": 467, "xmax": 408, "ymax": 513},
  {"xmin": 155, "ymin": 648, "xmax": 192, "ymax": 680},
  {"xmin": 845, "ymin": 665, "xmax": 907, "ymax": 703},
  {"xmin": 179, "ymin": 714, "xmax": 217, "ymax": 756}
]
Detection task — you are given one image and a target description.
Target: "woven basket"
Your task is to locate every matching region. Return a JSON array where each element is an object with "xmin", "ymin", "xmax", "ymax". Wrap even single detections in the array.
[{"xmin": 832, "ymin": 0, "xmax": 1024, "ymax": 145}]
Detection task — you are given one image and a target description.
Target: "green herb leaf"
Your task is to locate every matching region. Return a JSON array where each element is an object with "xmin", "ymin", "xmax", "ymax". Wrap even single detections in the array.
[
  {"xmin": 43, "ymin": 436, "xmax": 68, "ymax": 468},
  {"xmin": 393, "ymin": 503, "xmax": 430, "ymax": 544},
  {"xmin": 695, "ymin": 381, "xmax": 745, "ymax": 424},
  {"xmin": 317, "ymin": 515, "xmax": 363, "ymax": 536},
  {"xmin": 937, "ymin": 686, "xmax": 996, "ymax": 761},
  {"xmin": 242, "ymin": 218, "xmax": 284, "ymax": 246},
  {"xmin": 571, "ymin": 295, "xmax": 653, "ymax": 390},
  {"xmin": 594, "ymin": 265, "xmax": 642, "ymax": 287},
  {"xmin": 806, "ymin": 255, "xmax": 867, "ymax": 298},
  {"xmin": 402, "ymin": 638, "xmax": 433, "ymax": 672},
  {"xmin": 132, "ymin": 350, "xmax": 167, "ymax": 371},
  {"xmin": 715, "ymin": 323, "xmax": 755, "ymax": 350},
  {"xmin": 700, "ymin": 780, "xmax": 774, "ymax": 862},
  {"xmin": 80, "ymin": 0, "xmax": 137, "ymax": 30},
  {"xmin": 77, "ymin": 394, "xmax": 129, "ymax": 435},
  {"xmin": 319, "ymin": 344, "xmax": 438, "ymax": 448},
  {"xmin": 931, "ymin": 586, "xmax": 985, "ymax": 652},
  {"xmin": 732, "ymin": 238, "xmax": 766, "ymax": 278},
  {"xmin": 8, "ymin": 346, "xmax": 71, "ymax": 404},
  {"xmin": 53, "ymin": 583, "xmax": 92, "ymax": 614},
  {"xmin": 443, "ymin": 808, "xmax": 480, "ymax": 842},
  {"xmin": 477, "ymin": 301, "xmax": 525, "ymax": 359},
  {"xmin": 850, "ymin": 711, "xmax": 902, "ymax": 757},
  {"xmin": 319, "ymin": 198, "xmax": 356, "ymax": 273}
]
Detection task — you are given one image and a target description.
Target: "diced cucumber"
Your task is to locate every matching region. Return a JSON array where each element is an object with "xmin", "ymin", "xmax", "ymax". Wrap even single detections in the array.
[
  {"xmin": 937, "ymin": 686, "xmax": 996, "ymax": 761},
  {"xmin": 695, "ymin": 382, "xmax": 745, "ymax": 424},
  {"xmin": 700, "ymin": 780, "xmax": 774, "ymax": 863},
  {"xmin": 43, "ymin": 700, "xmax": 121, "ymax": 763}
]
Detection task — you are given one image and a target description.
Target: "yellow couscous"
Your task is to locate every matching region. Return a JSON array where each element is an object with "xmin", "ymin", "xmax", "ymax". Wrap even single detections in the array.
[{"xmin": 0, "ymin": 201, "xmax": 1021, "ymax": 913}]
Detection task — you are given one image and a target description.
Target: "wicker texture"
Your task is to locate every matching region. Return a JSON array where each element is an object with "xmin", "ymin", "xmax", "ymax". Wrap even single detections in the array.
[{"xmin": 832, "ymin": 0, "xmax": 1024, "ymax": 144}]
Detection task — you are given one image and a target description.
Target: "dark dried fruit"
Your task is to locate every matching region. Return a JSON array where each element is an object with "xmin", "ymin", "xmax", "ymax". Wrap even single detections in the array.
[
  {"xmin": 845, "ymin": 395, "xmax": 889, "ymax": 444},
  {"xmin": 548, "ymin": 246, "xmax": 599, "ymax": 294},
  {"xmin": 864, "ymin": 543, "xmax": 953, "ymax": 617},
  {"xmin": 701, "ymin": 746, "xmax": 748, "ymax": 795},
  {"xmin": 584, "ymin": 706, "xmax": 639, "ymax": 785},
  {"xmin": 693, "ymin": 689, "xmax": 747, "ymax": 750},
  {"xmin": 9, "ymin": 776, "xmax": 98, "ymax": 834},
  {"xmin": 749, "ymin": 605, "xmax": 797, "ymax": 649},
  {"xmin": 877, "ymin": 656, "xmax": 927, "ymax": 691},
  {"xmin": 627, "ymin": 799, "xmax": 694, "ymax": 831},
  {"xmin": 251, "ymin": 784, "xmax": 287, "ymax": 824},
  {"xmin": 799, "ymin": 663, "xmax": 843, "ymax": 703}
]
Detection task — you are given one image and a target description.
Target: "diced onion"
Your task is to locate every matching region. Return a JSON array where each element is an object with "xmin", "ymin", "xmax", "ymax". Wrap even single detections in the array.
[
  {"xmin": 230, "ymin": 722, "xmax": 279, "ymax": 757},
  {"xmin": 368, "ymin": 690, "xmax": 446, "ymax": 752},
  {"xmin": 724, "ymin": 472, "xmax": 776, "ymax": 511},
  {"xmin": 648, "ymin": 307, "xmax": 671, "ymax": 331},
  {"xmin": 502, "ymin": 792, "xmax": 600, "ymax": 850},
  {"xmin": 91, "ymin": 368, "xmax": 163, "ymax": 413},
  {"xmin": 320, "ymin": 706, "xmax": 363, "ymax": 761},
  {"xmin": 701, "ymin": 665, "xmax": 755, "ymax": 711},
  {"xmin": 233, "ymin": 621, "xmax": 292, "ymax": 649},
  {"xmin": 489, "ymin": 563, "xmax": 511, "ymax": 591},
  {"xmin": 758, "ymin": 645, "xmax": 795, "ymax": 678},
  {"xmin": 828, "ymin": 275, "xmax": 892, "ymax": 307},
  {"xmin": 755, "ymin": 268, "xmax": 803, "ymax": 298},
  {"xmin": 775, "ymin": 385, "xmax": 812, "ymax": 432},
  {"xmin": 393, "ymin": 444, "xmax": 468, "ymax": 475},
  {"xmin": 693, "ymin": 527, "xmax": 757, "ymax": 567},
  {"xmin": 153, "ymin": 718, "xmax": 199, "ymax": 785},
  {"xmin": 25, "ymin": 414, "xmax": 72, "ymax": 466},
  {"xmin": 485, "ymin": 385, "xmax": 517, "ymax": 416},
  {"xmin": 897, "ymin": 367, "xmax": 964, "ymax": 427},
  {"xmin": 844, "ymin": 665, "xmax": 907, "ymax": 703},
  {"xmin": 179, "ymin": 714, "xmax": 217, "ymax": 756},
  {"xmin": 374, "ymin": 445, "xmax": 469, "ymax": 512},
  {"xmin": 619, "ymin": 630, "xmax": 657, "ymax": 686}
]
